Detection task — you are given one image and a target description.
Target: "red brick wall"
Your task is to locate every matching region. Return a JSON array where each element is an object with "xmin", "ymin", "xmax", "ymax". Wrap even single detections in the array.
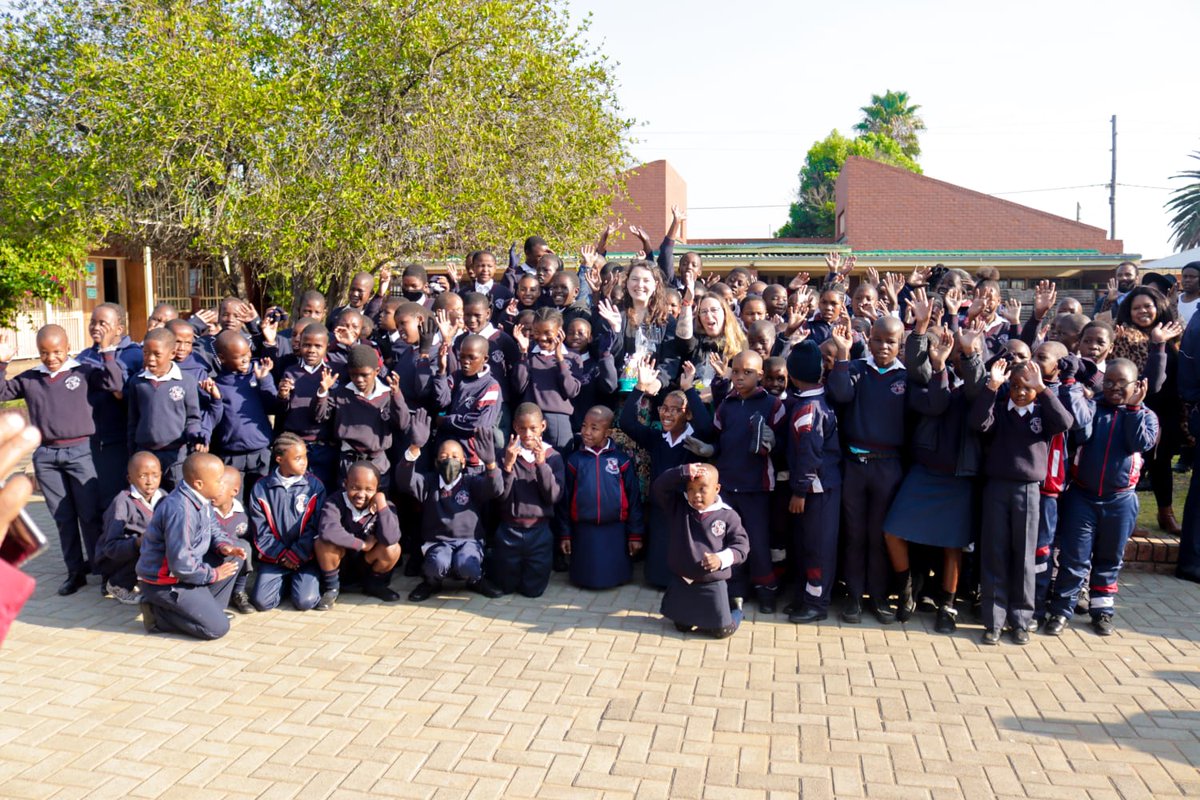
[
  {"xmin": 835, "ymin": 157, "xmax": 1124, "ymax": 254},
  {"xmin": 609, "ymin": 160, "xmax": 688, "ymax": 246}
]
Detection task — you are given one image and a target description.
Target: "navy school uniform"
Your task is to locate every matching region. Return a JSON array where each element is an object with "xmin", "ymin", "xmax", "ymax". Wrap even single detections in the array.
[
  {"xmin": 433, "ymin": 366, "xmax": 502, "ymax": 472},
  {"xmin": 712, "ymin": 386, "xmax": 787, "ymax": 596},
  {"xmin": 786, "ymin": 388, "xmax": 843, "ymax": 613},
  {"xmin": 77, "ymin": 337, "xmax": 143, "ymax": 507},
  {"xmin": 176, "ymin": 350, "xmax": 215, "ymax": 383},
  {"xmin": 511, "ymin": 349, "xmax": 582, "ymax": 449},
  {"xmin": 651, "ymin": 467, "xmax": 750, "ymax": 632},
  {"xmin": 136, "ymin": 482, "xmax": 245, "ymax": 640},
  {"xmin": 214, "ymin": 500, "xmax": 253, "ymax": 595},
  {"xmin": 563, "ymin": 439, "xmax": 644, "ymax": 589},
  {"xmin": 969, "ymin": 385, "xmax": 1073, "ymax": 634},
  {"xmin": 0, "ymin": 352, "xmax": 124, "ymax": 576},
  {"xmin": 1049, "ymin": 401, "xmax": 1159, "ymax": 621},
  {"xmin": 97, "ymin": 486, "xmax": 164, "ymax": 591},
  {"xmin": 313, "ymin": 379, "xmax": 410, "ymax": 489},
  {"xmin": 317, "ymin": 491, "xmax": 402, "ymax": 550},
  {"xmin": 274, "ymin": 358, "xmax": 339, "ymax": 488},
  {"xmin": 126, "ymin": 363, "xmax": 210, "ymax": 488},
  {"xmin": 210, "ymin": 368, "xmax": 278, "ymax": 503},
  {"xmin": 827, "ymin": 356, "xmax": 908, "ymax": 604},
  {"xmin": 374, "ymin": 335, "xmax": 434, "ymax": 409},
  {"xmin": 396, "ymin": 454, "xmax": 504, "ymax": 584},
  {"xmin": 248, "ymin": 470, "xmax": 326, "ymax": 611},
  {"xmin": 452, "ymin": 325, "xmax": 520, "ymax": 429},
  {"xmin": 495, "ymin": 447, "xmax": 565, "ymax": 597},
  {"xmin": 457, "ymin": 280, "xmax": 513, "ymax": 323},
  {"xmin": 618, "ymin": 387, "xmax": 714, "ymax": 588},
  {"xmin": 570, "ymin": 348, "xmax": 620, "ymax": 430}
]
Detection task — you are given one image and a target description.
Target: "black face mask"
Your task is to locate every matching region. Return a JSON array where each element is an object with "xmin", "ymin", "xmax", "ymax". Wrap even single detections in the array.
[
  {"xmin": 403, "ymin": 290, "xmax": 425, "ymax": 302},
  {"xmin": 438, "ymin": 458, "xmax": 462, "ymax": 485}
]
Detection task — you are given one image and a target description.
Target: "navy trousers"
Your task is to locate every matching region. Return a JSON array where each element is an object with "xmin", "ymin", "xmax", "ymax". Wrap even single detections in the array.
[
  {"xmin": 33, "ymin": 442, "xmax": 102, "ymax": 575},
  {"xmin": 424, "ymin": 539, "xmax": 485, "ymax": 583},
  {"xmin": 841, "ymin": 458, "xmax": 902, "ymax": 602},
  {"xmin": 91, "ymin": 437, "xmax": 128, "ymax": 509},
  {"xmin": 492, "ymin": 521, "xmax": 553, "ymax": 597},
  {"xmin": 149, "ymin": 445, "xmax": 187, "ymax": 490},
  {"xmin": 306, "ymin": 441, "xmax": 338, "ymax": 494},
  {"xmin": 980, "ymin": 478, "xmax": 1039, "ymax": 633},
  {"xmin": 725, "ymin": 491, "xmax": 771, "ymax": 596},
  {"xmin": 251, "ymin": 561, "xmax": 321, "ymax": 611},
  {"xmin": 220, "ymin": 448, "xmax": 270, "ymax": 506},
  {"xmin": 1033, "ymin": 494, "xmax": 1058, "ymax": 618},
  {"xmin": 792, "ymin": 487, "xmax": 841, "ymax": 612},
  {"xmin": 139, "ymin": 555, "xmax": 243, "ymax": 640},
  {"xmin": 1179, "ymin": 465, "xmax": 1200, "ymax": 576},
  {"xmin": 1049, "ymin": 489, "xmax": 1138, "ymax": 620}
]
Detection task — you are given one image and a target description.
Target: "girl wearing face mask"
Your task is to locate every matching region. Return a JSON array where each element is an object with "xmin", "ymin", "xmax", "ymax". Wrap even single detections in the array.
[{"xmin": 1110, "ymin": 287, "xmax": 1185, "ymax": 533}]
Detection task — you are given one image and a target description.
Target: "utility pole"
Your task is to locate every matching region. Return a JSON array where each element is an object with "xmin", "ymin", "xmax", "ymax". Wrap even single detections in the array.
[
  {"xmin": 1109, "ymin": 114, "xmax": 1117, "ymax": 239},
  {"xmin": 1076, "ymin": 202, "xmax": 1081, "ymax": 222}
]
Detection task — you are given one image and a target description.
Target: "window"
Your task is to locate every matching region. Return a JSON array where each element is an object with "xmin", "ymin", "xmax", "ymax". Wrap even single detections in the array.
[{"xmin": 155, "ymin": 261, "xmax": 222, "ymax": 310}]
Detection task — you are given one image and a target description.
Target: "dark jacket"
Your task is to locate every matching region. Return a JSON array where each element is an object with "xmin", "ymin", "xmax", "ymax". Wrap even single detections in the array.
[
  {"xmin": 136, "ymin": 483, "xmax": 237, "ymax": 586},
  {"xmin": 248, "ymin": 470, "xmax": 326, "ymax": 564},
  {"xmin": 969, "ymin": 386, "xmax": 1073, "ymax": 482},
  {"xmin": 1070, "ymin": 402, "xmax": 1160, "ymax": 497},
  {"xmin": 651, "ymin": 467, "xmax": 749, "ymax": 584},
  {"xmin": 563, "ymin": 439, "xmax": 644, "ymax": 539},
  {"xmin": 396, "ymin": 457, "xmax": 504, "ymax": 543},
  {"xmin": 317, "ymin": 491, "xmax": 402, "ymax": 550},
  {"xmin": 785, "ymin": 388, "xmax": 842, "ymax": 495}
]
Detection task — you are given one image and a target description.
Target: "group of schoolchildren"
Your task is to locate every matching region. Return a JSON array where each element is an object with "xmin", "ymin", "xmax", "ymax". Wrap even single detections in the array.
[{"xmin": 0, "ymin": 227, "xmax": 1166, "ymax": 645}]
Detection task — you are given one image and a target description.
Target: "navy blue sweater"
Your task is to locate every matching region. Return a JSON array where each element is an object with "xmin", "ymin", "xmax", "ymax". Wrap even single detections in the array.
[
  {"xmin": 275, "ymin": 361, "xmax": 336, "ymax": 442},
  {"xmin": 499, "ymin": 448, "xmax": 565, "ymax": 525},
  {"xmin": 0, "ymin": 354, "xmax": 123, "ymax": 444},
  {"xmin": 786, "ymin": 388, "xmax": 842, "ymax": 496},
  {"xmin": 651, "ymin": 467, "xmax": 749, "ymax": 584},
  {"xmin": 397, "ymin": 458, "xmax": 504, "ymax": 543},
  {"xmin": 969, "ymin": 386, "xmax": 1074, "ymax": 482},
  {"xmin": 98, "ymin": 488, "xmax": 160, "ymax": 569},
  {"xmin": 511, "ymin": 351, "xmax": 583, "ymax": 415},
  {"xmin": 827, "ymin": 359, "xmax": 909, "ymax": 453},
  {"xmin": 126, "ymin": 367, "xmax": 207, "ymax": 451},
  {"xmin": 317, "ymin": 492, "xmax": 402, "ymax": 550},
  {"xmin": 313, "ymin": 384, "xmax": 410, "ymax": 459},
  {"xmin": 619, "ymin": 388, "xmax": 714, "ymax": 485},
  {"xmin": 210, "ymin": 369, "xmax": 278, "ymax": 454}
]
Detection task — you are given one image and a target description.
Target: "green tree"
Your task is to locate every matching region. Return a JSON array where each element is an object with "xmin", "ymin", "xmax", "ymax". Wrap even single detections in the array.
[
  {"xmin": 1167, "ymin": 151, "xmax": 1200, "ymax": 251},
  {"xmin": 776, "ymin": 130, "xmax": 920, "ymax": 238},
  {"xmin": 0, "ymin": 0, "xmax": 632, "ymax": 314},
  {"xmin": 854, "ymin": 89, "xmax": 926, "ymax": 159}
]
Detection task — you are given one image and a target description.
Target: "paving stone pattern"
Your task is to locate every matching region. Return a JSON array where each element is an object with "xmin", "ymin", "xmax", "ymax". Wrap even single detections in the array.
[{"xmin": 2, "ymin": 497, "xmax": 1200, "ymax": 799}]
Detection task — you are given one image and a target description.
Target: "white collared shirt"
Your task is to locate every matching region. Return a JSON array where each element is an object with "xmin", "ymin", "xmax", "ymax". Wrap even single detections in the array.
[
  {"xmin": 663, "ymin": 423, "xmax": 695, "ymax": 448},
  {"xmin": 1007, "ymin": 399, "xmax": 1033, "ymax": 417},
  {"xmin": 215, "ymin": 499, "xmax": 245, "ymax": 520},
  {"xmin": 475, "ymin": 280, "xmax": 495, "ymax": 294},
  {"xmin": 866, "ymin": 355, "xmax": 902, "ymax": 374},
  {"xmin": 476, "ymin": 323, "xmax": 497, "ymax": 339},
  {"xmin": 139, "ymin": 362, "xmax": 184, "ymax": 382},
  {"xmin": 795, "ymin": 387, "xmax": 825, "ymax": 398},
  {"xmin": 583, "ymin": 439, "xmax": 612, "ymax": 456},
  {"xmin": 131, "ymin": 486, "xmax": 166, "ymax": 509},
  {"xmin": 439, "ymin": 475, "xmax": 463, "ymax": 493},
  {"xmin": 343, "ymin": 493, "xmax": 373, "ymax": 522},
  {"xmin": 35, "ymin": 357, "xmax": 82, "ymax": 379},
  {"xmin": 300, "ymin": 361, "xmax": 326, "ymax": 374},
  {"xmin": 349, "ymin": 380, "xmax": 388, "ymax": 400},
  {"xmin": 277, "ymin": 472, "xmax": 306, "ymax": 488},
  {"xmin": 688, "ymin": 496, "xmax": 736, "ymax": 570}
]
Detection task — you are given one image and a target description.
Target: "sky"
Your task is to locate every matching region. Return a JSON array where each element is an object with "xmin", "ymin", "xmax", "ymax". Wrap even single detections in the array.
[{"xmin": 565, "ymin": 0, "xmax": 1200, "ymax": 260}]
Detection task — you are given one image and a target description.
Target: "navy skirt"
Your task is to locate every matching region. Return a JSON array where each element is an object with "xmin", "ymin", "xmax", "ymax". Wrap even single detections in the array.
[
  {"xmin": 661, "ymin": 576, "xmax": 734, "ymax": 629},
  {"xmin": 883, "ymin": 464, "xmax": 973, "ymax": 548}
]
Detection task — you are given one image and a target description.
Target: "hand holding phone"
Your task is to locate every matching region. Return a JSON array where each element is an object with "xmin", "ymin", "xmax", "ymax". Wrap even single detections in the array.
[{"xmin": 0, "ymin": 413, "xmax": 44, "ymax": 565}]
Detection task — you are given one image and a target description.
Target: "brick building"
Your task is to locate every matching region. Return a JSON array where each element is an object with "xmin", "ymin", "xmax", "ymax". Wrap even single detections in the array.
[{"xmin": 609, "ymin": 159, "xmax": 687, "ymax": 247}]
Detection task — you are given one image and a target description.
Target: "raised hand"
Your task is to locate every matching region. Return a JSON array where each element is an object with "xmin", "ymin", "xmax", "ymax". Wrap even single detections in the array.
[
  {"xmin": 1149, "ymin": 321, "xmax": 1184, "ymax": 344},
  {"xmin": 957, "ymin": 319, "xmax": 984, "ymax": 356},
  {"xmin": 671, "ymin": 204, "xmax": 687, "ymax": 225},
  {"xmin": 987, "ymin": 358, "xmax": 1010, "ymax": 390},
  {"xmin": 474, "ymin": 428, "xmax": 496, "ymax": 466},
  {"xmin": 0, "ymin": 331, "xmax": 16, "ymax": 363},
  {"xmin": 318, "ymin": 367, "xmax": 337, "ymax": 394},
  {"xmin": 555, "ymin": 328, "xmax": 567, "ymax": 362},
  {"xmin": 788, "ymin": 271, "xmax": 811, "ymax": 291},
  {"xmin": 278, "ymin": 376, "xmax": 295, "ymax": 401},
  {"xmin": 386, "ymin": 372, "xmax": 402, "ymax": 394},
  {"xmin": 503, "ymin": 433, "xmax": 522, "ymax": 471},
  {"xmin": 597, "ymin": 299, "xmax": 622, "ymax": 332},
  {"xmin": 928, "ymin": 327, "xmax": 955, "ymax": 372},
  {"xmin": 1128, "ymin": 377, "xmax": 1149, "ymax": 406},
  {"xmin": 259, "ymin": 316, "xmax": 278, "ymax": 345},
  {"xmin": 1020, "ymin": 361, "xmax": 1046, "ymax": 394},
  {"xmin": 881, "ymin": 272, "xmax": 905, "ymax": 308},
  {"xmin": 966, "ymin": 296, "xmax": 984, "ymax": 321},
  {"xmin": 578, "ymin": 243, "xmax": 598, "ymax": 269},
  {"xmin": 907, "ymin": 265, "xmax": 931, "ymax": 287},
  {"xmin": 253, "ymin": 358, "xmax": 273, "ymax": 380},
  {"xmin": 581, "ymin": 264, "xmax": 601, "ymax": 294},
  {"xmin": 378, "ymin": 263, "xmax": 392, "ymax": 295},
  {"xmin": 635, "ymin": 353, "xmax": 659, "ymax": 391},
  {"xmin": 679, "ymin": 360, "xmax": 696, "ymax": 391},
  {"xmin": 829, "ymin": 322, "xmax": 853, "ymax": 358},
  {"xmin": 909, "ymin": 287, "xmax": 933, "ymax": 330},
  {"xmin": 418, "ymin": 317, "xmax": 438, "ymax": 356},
  {"xmin": 1032, "ymin": 280, "xmax": 1057, "ymax": 319},
  {"xmin": 409, "ymin": 408, "xmax": 431, "ymax": 449},
  {"xmin": 999, "ymin": 298, "xmax": 1022, "ymax": 325},
  {"xmin": 864, "ymin": 266, "xmax": 880, "ymax": 287},
  {"xmin": 708, "ymin": 351, "xmax": 731, "ymax": 379},
  {"xmin": 513, "ymin": 325, "xmax": 530, "ymax": 353},
  {"xmin": 195, "ymin": 308, "xmax": 219, "ymax": 335},
  {"xmin": 446, "ymin": 260, "xmax": 461, "ymax": 287},
  {"xmin": 434, "ymin": 309, "xmax": 456, "ymax": 343},
  {"xmin": 1107, "ymin": 277, "xmax": 1120, "ymax": 302}
]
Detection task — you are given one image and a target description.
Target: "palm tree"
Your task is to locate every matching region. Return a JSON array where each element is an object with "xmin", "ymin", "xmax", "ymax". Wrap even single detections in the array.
[
  {"xmin": 1167, "ymin": 152, "xmax": 1200, "ymax": 251},
  {"xmin": 854, "ymin": 90, "xmax": 926, "ymax": 159}
]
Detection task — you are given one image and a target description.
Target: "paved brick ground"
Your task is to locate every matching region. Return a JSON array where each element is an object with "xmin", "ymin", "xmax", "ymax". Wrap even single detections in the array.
[{"xmin": 2, "ymin": 496, "xmax": 1200, "ymax": 799}]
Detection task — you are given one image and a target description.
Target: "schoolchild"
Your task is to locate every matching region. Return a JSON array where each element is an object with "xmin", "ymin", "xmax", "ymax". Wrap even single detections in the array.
[
  {"xmin": 511, "ymin": 307, "xmax": 582, "ymax": 449},
  {"xmin": 96, "ymin": 451, "xmax": 164, "ymax": 604},
  {"xmin": 314, "ymin": 461, "xmax": 403, "ymax": 609},
  {"xmin": 209, "ymin": 330, "xmax": 278, "ymax": 504}
]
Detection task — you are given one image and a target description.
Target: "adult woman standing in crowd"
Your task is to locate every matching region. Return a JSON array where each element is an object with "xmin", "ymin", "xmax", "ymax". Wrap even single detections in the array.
[
  {"xmin": 596, "ymin": 259, "xmax": 686, "ymax": 395},
  {"xmin": 678, "ymin": 294, "xmax": 746, "ymax": 404},
  {"xmin": 1110, "ymin": 287, "xmax": 1184, "ymax": 533}
]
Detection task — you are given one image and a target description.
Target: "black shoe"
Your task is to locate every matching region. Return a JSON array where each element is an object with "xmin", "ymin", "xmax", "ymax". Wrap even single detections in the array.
[
  {"xmin": 868, "ymin": 599, "xmax": 896, "ymax": 625},
  {"xmin": 755, "ymin": 585, "xmax": 778, "ymax": 615},
  {"xmin": 1029, "ymin": 616, "xmax": 1042, "ymax": 634},
  {"xmin": 58, "ymin": 572, "xmax": 87, "ymax": 596},
  {"xmin": 1010, "ymin": 627, "xmax": 1030, "ymax": 645},
  {"xmin": 552, "ymin": 551, "xmax": 569, "ymax": 573},
  {"xmin": 403, "ymin": 555, "xmax": 423, "ymax": 578},
  {"xmin": 782, "ymin": 602, "xmax": 800, "ymax": 616},
  {"xmin": 314, "ymin": 589, "xmax": 339, "ymax": 611},
  {"xmin": 140, "ymin": 602, "xmax": 159, "ymax": 634},
  {"xmin": 408, "ymin": 580, "xmax": 440, "ymax": 602},
  {"xmin": 896, "ymin": 593, "xmax": 916, "ymax": 623},
  {"xmin": 788, "ymin": 607, "xmax": 827, "ymax": 624},
  {"xmin": 468, "ymin": 578, "xmax": 503, "ymax": 598},
  {"xmin": 674, "ymin": 622, "xmax": 696, "ymax": 633},
  {"xmin": 231, "ymin": 591, "xmax": 257, "ymax": 614},
  {"xmin": 980, "ymin": 629, "xmax": 1001, "ymax": 646},
  {"xmin": 1043, "ymin": 614, "xmax": 1068, "ymax": 636},
  {"xmin": 934, "ymin": 606, "xmax": 957, "ymax": 634},
  {"xmin": 841, "ymin": 596, "xmax": 862, "ymax": 624},
  {"xmin": 363, "ymin": 582, "xmax": 400, "ymax": 602},
  {"xmin": 1092, "ymin": 614, "xmax": 1115, "ymax": 636}
]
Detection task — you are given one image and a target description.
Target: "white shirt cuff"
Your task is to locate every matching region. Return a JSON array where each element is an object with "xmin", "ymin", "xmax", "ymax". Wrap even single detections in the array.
[
  {"xmin": 716, "ymin": 549, "xmax": 734, "ymax": 570},
  {"xmin": 404, "ymin": 448, "xmax": 420, "ymax": 462}
]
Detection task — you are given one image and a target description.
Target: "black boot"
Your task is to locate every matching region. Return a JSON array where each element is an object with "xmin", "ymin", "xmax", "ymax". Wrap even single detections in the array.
[
  {"xmin": 895, "ymin": 570, "xmax": 916, "ymax": 622},
  {"xmin": 755, "ymin": 585, "xmax": 778, "ymax": 614},
  {"xmin": 842, "ymin": 595, "xmax": 862, "ymax": 624},
  {"xmin": 363, "ymin": 571, "xmax": 400, "ymax": 602}
]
